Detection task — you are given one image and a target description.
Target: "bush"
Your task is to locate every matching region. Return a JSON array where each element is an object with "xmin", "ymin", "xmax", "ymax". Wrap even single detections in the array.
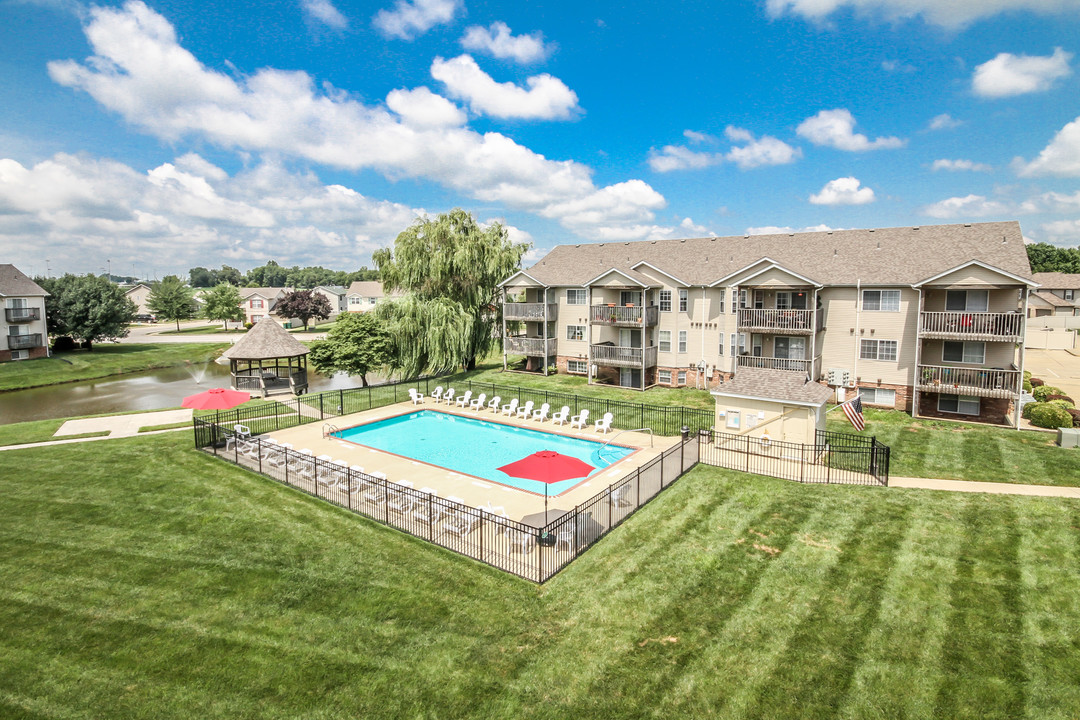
[
  {"xmin": 1027, "ymin": 403, "xmax": 1074, "ymax": 429},
  {"xmin": 1022, "ymin": 401, "xmax": 1037, "ymax": 419},
  {"xmin": 1047, "ymin": 394, "xmax": 1076, "ymax": 407},
  {"xmin": 1023, "ymin": 380, "xmax": 1033, "ymax": 393},
  {"xmin": 244, "ymin": 322, "xmax": 254, "ymax": 330},
  {"xmin": 1024, "ymin": 369, "xmax": 1032, "ymax": 381},
  {"xmin": 1032, "ymin": 385, "xmax": 1063, "ymax": 402},
  {"xmin": 51, "ymin": 336, "xmax": 76, "ymax": 352},
  {"xmin": 1068, "ymin": 408, "xmax": 1080, "ymax": 426},
  {"xmin": 1030, "ymin": 377, "xmax": 1045, "ymax": 387}
]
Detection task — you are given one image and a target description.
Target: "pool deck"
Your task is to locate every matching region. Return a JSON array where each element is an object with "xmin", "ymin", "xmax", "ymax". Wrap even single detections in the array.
[{"xmin": 257, "ymin": 398, "xmax": 680, "ymax": 525}]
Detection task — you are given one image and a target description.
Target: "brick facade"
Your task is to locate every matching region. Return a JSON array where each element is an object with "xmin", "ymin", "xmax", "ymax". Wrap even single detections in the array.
[
  {"xmin": 0, "ymin": 345, "xmax": 48, "ymax": 363},
  {"xmin": 916, "ymin": 392, "xmax": 1014, "ymax": 426}
]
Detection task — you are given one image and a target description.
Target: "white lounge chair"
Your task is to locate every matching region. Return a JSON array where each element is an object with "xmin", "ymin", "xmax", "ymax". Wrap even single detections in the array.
[
  {"xmin": 455, "ymin": 390, "xmax": 473, "ymax": 408},
  {"xmin": 431, "ymin": 386, "xmax": 444, "ymax": 402},
  {"xmin": 531, "ymin": 403, "xmax": 550, "ymax": 422},
  {"xmin": 610, "ymin": 483, "xmax": 633, "ymax": 508},
  {"xmin": 413, "ymin": 488, "xmax": 438, "ymax": 524},
  {"xmin": 509, "ymin": 529, "xmax": 536, "ymax": 554},
  {"xmin": 501, "ymin": 398, "xmax": 519, "ymax": 416},
  {"xmin": 486, "ymin": 395, "xmax": 501, "ymax": 412},
  {"xmin": 551, "ymin": 406, "xmax": 570, "ymax": 425},
  {"xmin": 443, "ymin": 388, "xmax": 455, "ymax": 405},
  {"xmin": 408, "ymin": 388, "xmax": 424, "ymax": 405},
  {"xmin": 594, "ymin": 412, "xmax": 614, "ymax": 434},
  {"xmin": 387, "ymin": 480, "xmax": 415, "ymax": 514},
  {"xmin": 515, "ymin": 400, "xmax": 535, "ymax": 419},
  {"xmin": 445, "ymin": 507, "xmax": 480, "ymax": 537},
  {"xmin": 469, "ymin": 393, "xmax": 487, "ymax": 411},
  {"xmin": 570, "ymin": 408, "xmax": 590, "ymax": 429}
]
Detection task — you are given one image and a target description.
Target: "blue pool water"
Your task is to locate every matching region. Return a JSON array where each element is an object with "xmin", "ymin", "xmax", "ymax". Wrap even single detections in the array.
[{"xmin": 332, "ymin": 410, "xmax": 635, "ymax": 494}]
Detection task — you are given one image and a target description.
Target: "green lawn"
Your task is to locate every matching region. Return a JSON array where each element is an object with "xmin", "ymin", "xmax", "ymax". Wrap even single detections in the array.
[
  {"xmin": 827, "ymin": 406, "xmax": 1080, "ymax": 486},
  {"xmin": 0, "ymin": 343, "xmax": 229, "ymax": 392},
  {"xmin": 157, "ymin": 325, "xmax": 247, "ymax": 335},
  {"xmin": 2, "ymin": 432, "xmax": 1078, "ymax": 718}
]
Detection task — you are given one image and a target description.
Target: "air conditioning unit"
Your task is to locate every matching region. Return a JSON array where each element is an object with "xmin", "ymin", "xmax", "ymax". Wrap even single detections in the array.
[{"xmin": 826, "ymin": 368, "xmax": 853, "ymax": 387}]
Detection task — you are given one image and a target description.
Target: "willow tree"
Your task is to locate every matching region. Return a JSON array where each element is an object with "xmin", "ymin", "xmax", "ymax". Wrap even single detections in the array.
[{"xmin": 373, "ymin": 209, "xmax": 528, "ymax": 376}]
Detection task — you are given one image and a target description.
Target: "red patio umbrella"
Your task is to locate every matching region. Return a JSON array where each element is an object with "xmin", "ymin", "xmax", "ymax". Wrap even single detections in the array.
[
  {"xmin": 498, "ymin": 450, "xmax": 594, "ymax": 526},
  {"xmin": 182, "ymin": 387, "xmax": 251, "ymax": 410}
]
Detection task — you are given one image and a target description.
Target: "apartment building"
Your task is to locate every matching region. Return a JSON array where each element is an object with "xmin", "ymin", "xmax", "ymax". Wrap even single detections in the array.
[
  {"xmin": 499, "ymin": 222, "xmax": 1035, "ymax": 427},
  {"xmin": 345, "ymin": 281, "xmax": 399, "ymax": 312},
  {"xmin": 1, "ymin": 264, "xmax": 49, "ymax": 362}
]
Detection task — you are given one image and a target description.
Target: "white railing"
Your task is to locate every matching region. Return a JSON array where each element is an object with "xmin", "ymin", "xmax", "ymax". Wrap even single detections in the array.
[
  {"xmin": 737, "ymin": 308, "xmax": 823, "ymax": 333},
  {"xmin": 916, "ymin": 364, "xmax": 1021, "ymax": 397},
  {"xmin": 504, "ymin": 336, "xmax": 557, "ymax": 356},
  {"xmin": 589, "ymin": 305, "xmax": 660, "ymax": 326},
  {"xmin": 736, "ymin": 355, "xmax": 811, "ymax": 374},
  {"xmin": 919, "ymin": 311, "xmax": 1023, "ymax": 339},
  {"xmin": 590, "ymin": 344, "xmax": 658, "ymax": 367},
  {"xmin": 503, "ymin": 302, "xmax": 558, "ymax": 321}
]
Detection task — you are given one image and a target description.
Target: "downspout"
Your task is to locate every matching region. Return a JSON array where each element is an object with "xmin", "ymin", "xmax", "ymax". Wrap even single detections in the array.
[
  {"xmin": 501, "ymin": 286, "xmax": 507, "ymax": 372},
  {"xmin": 851, "ymin": 279, "xmax": 861, "ymax": 403},
  {"xmin": 912, "ymin": 286, "xmax": 923, "ymax": 421},
  {"xmin": 701, "ymin": 286, "xmax": 707, "ymax": 389},
  {"xmin": 810, "ymin": 287, "xmax": 819, "ymax": 382},
  {"xmin": 641, "ymin": 284, "xmax": 646, "ymax": 391},
  {"xmin": 542, "ymin": 286, "xmax": 549, "ymax": 376},
  {"xmin": 1016, "ymin": 286, "xmax": 1030, "ymax": 430},
  {"xmin": 586, "ymin": 285, "xmax": 593, "ymax": 386}
]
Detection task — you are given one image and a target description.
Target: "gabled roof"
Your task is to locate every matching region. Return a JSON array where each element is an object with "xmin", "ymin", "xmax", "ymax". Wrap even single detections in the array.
[
  {"xmin": 221, "ymin": 318, "xmax": 310, "ymax": 360},
  {"xmin": 346, "ymin": 281, "xmax": 387, "ymax": 296},
  {"xmin": 912, "ymin": 259, "xmax": 1038, "ymax": 288},
  {"xmin": 582, "ymin": 267, "xmax": 656, "ymax": 287},
  {"xmin": 239, "ymin": 287, "xmax": 289, "ymax": 299},
  {"xmin": 1031, "ymin": 272, "xmax": 1080, "ymax": 290},
  {"xmin": 1031, "ymin": 291, "xmax": 1076, "ymax": 308},
  {"xmin": 711, "ymin": 367, "xmax": 833, "ymax": 407},
  {"xmin": 724, "ymin": 262, "xmax": 822, "ymax": 289},
  {"xmin": 500, "ymin": 270, "xmax": 547, "ymax": 287},
  {"xmin": 123, "ymin": 283, "xmax": 152, "ymax": 294},
  {"xmin": 313, "ymin": 285, "xmax": 346, "ymax": 295},
  {"xmin": 0, "ymin": 264, "xmax": 48, "ymax": 297},
  {"xmin": 630, "ymin": 261, "xmax": 687, "ymax": 287}
]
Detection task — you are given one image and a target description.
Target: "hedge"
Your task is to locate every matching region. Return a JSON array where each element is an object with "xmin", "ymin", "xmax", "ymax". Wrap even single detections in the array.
[
  {"xmin": 1033, "ymin": 385, "xmax": 1064, "ymax": 402},
  {"xmin": 1027, "ymin": 403, "xmax": 1074, "ymax": 429}
]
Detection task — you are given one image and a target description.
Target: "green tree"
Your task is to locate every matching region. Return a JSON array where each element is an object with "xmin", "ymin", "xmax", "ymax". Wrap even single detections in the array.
[
  {"xmin": 245, "ymin": 260, "xmax": 288, "ymax": 287},
  {"xmin": 1027, "ymin": 242, "xmax": 1080, "ymax": 273},
  {"xmin": 147, "ymin": 275, "xmax": 196, "ymax": 332},
  {"xmin": 202, "ymin": 283, "xmax": 245, "ymax": 330},
  {"xmin": 276, "ymin": 289, "xmax": 333, "ymax": 330},
  {"xmin": 373, "ymin": 208, "xmax": 528, "ymax": 376},
  {"xmin": 218, "ymin": 265, "xmax": 243, "ymax": 285},
  {"xmin": 188, "ymin": 267, "xmax": 216, "ymax": 287},
  {"xmin": 39, "ymin": 274, "xmax": 136, "ymax": 349},
  {"xmin": 308, "ymin": 312, "xmax": 391, "ymax": 387}
]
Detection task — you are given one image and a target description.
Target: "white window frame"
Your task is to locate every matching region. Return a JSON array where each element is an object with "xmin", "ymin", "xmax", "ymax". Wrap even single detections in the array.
[
  {"xmin": 946, "ymin": 289, "xmax": 989, "ymax": 312},
  {"xmin": 566, "ymin": 325, "xmax": 585, "ymax": 341},
  {"xmin": 715, "ymin": 289, "xmax": 725, "ymax": 309},
  {"xmin": 678, "ymin": 289, "xmax": 688, "ymax": 312},
  {"xmin": 659, "ymin": 290, "xmax": 672, "ymax": 312},
  {"xmin": 565, "ymin": 289, "xmax": 586, "ymax": 305},
  {"xmin": 861, "ymin": 387, "xmax": 896, "ymax": 406},
  {"xmin": 658, "ymin": 369, "xmax": 672, "ymax": 384},
  {"xmin": 677, "ymin": 370, "xmax": 687, "ymax": 385},
  {"xmin": 862, "ymin": 289, "xmax": 900, "ymax": 312},
  {"xmin": 859, "ymin": 339, "xmax": 897, "ymax": 362},
  {"xmin": 718, "ymin": 332, "xmax": 724, "ymax": 356},
  {"xmin": 1064, "ymin": 289, "xmax": 1073, "ymax": 301},
  {"xmin": 942, "ymin": 340, "xmax": 985, "ymax": 364},
  {"xmin": 730, "ymin": 289, "xmax": 738, "ymax": 314},
  {"xmin": 567, "ymin": 360, "xmax": 588, "ymax": 375},
  {"xmin": 678, "ymin": 330, "xmax": 687, "ymax": 353},
  {"xmin": 251, "ymin": 299, "xmax": 264, "ymax": 309},
  {"xmin": 10, "ymin": 349, "xmax": 28, "ymax": 361},
  {"xmin": 658, "ymin": 330, "xmax": 671, "ymax": 352},
  {"xmin": 938, "ymin": 394, "xmax": 980, "ymax": 415}
]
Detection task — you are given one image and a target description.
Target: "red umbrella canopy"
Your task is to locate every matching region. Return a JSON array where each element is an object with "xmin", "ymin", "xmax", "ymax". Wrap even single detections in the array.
[
  {"xmin": 182, "ymin": 387, "xmax": 251, "ymax": 410},
  {"xmin": 497, "ymin": 451, "xmax": 594, "ymax": 484}
]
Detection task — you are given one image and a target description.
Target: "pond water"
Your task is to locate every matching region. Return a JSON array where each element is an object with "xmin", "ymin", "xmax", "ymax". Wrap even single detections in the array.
[{"xmin": 0, "ymin": 362, "xmax": 382, "ymax": 425}]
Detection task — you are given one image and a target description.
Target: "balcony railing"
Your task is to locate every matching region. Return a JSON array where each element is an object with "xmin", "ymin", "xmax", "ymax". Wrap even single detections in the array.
[
  {"xmin": 737, "ymin": 308, "xmax": 823, "ymax": 334},
  {"xmin": 590, "ymin": 344, "xmax": 658, "ymax": 368},
  {"xmin": 503, "ymin": 302, "xmax": 558, "ymax": 322},
  {"xmin": 919, "ymin": 311, "xmax": 1023, "ymax": 341},
  {"xmin": 915, "ymin": 364, "xmax": 1021, "ymax": 399},
  {"xmin": 4, "ymin": 307, "xmax": 40, "ymax": 323},
  {"xmin": 504, "ymin": 336, "xmax": 557, "ymax": 356},
  {"xmin": 589, "ymin": 304, "xmax": 659, "ymax": 327},
  {"xmin": 7, "ymin": 333, "xmax": 42, "ymax": 350},
  {"xmin": 736, "ymin": 355, "xmax": 812, "ymax": 374}
]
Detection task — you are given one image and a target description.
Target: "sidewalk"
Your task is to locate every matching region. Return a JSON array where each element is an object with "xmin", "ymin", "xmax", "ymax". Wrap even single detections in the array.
[{"xmin": 890, "ymin": 476, "xmax": 1080, "ymax": 498}]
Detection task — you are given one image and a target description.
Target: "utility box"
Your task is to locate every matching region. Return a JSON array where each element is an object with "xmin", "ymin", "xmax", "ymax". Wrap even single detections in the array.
[{"xmin": 1058, "ymin": 428, "xmax": 1080, "ymax": 449}]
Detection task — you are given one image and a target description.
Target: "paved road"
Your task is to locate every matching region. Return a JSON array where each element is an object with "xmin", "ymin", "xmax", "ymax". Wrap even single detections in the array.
[{"xmin": 121, "ymin": 320, "xmax": 323, "ymax": 344}]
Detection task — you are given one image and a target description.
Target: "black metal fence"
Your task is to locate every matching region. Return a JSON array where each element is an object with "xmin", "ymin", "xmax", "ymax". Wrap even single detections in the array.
[
  {"xmin": 194, "ymin": 418, "xmax": 699, "ymax": 582},
  {"xmin": 697, "ymin": 428, "xmax": 890, "ymax": 486}
]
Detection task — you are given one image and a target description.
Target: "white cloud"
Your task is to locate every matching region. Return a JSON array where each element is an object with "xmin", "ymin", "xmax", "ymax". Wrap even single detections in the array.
[
  {"xmin": 931, "ymin": 158, "xmax": 993, "ymax": 172},
  {"xmin": 301, "ymin": 0, "xmax": 348, "ymax": 30},
  {"xmin": 745, "ymin": 224, "xmax": 840, "ymax": 235},
  {"xmin": 881, "ymin": 59, "xmax": 916, "ymax": 73},
  {"xmin": 1041, "ymin": 219, "xmax": 1080, "ymax": 242},
  {"xmin": 372, "ymin": 0, "xmax": 458, "ymax": 39},
  {"xmin": 0, "ymin": 152, "xmax": 421, "ymax": 274},
  {"xmin": 430, "ymin": 54, "xmax": 580, "ymax": 120},
  {"xmin": 677, "ymin": 217, "xmax": 714, "ymax": 236},
  {"xmin": 765, "ymin": 0, "xmax": 1080, "ymax": 28},
  {"xmin": 1015, "ymin": 115, "xmax": 1080, "ymax": 177},
  {"xmin": 47, "ymin": 2, "xmax": 668, "ymax": 240},
  {"xmin": 723, "ymin": 126, "xmax": 802, "ymax": 169},
  {"xmin": 928, "ymin": 113, "xmax": 962, "ymax": 130},
  {"xmin": 972, "ymin": 47, "xmax": 1072, "ymax": 98},
  {"xmin": 647, "ymin": 144, "xmax": 723, "ymax": 172},
  {"xmin": 796, "ymin": 109, "xmax": 905, "ymax": 151},
  {"xmin": 1040, "ymin": 189, "xmax": 1080, "ymax": 211},
  {"xmin": 921, "ymin": 194, "xmax": 1010, "ymax": 219},
  {"xmin": 385, "ymin": 86, "xmax": 466, "ymax": 128},
  {"xmin": 538, "ymin": 180, "xmax": 667, "ymax": 238},
  {"xmin": 460, "ymin": 22, "xmax": 551, "ymax": 64},
  {"xmin": 683, "ymin": 129, "xmax": 716, "ymax": 144},
  {"xmin": 809, "ymin": 177, "xmax": 875, "ymax": 205}
]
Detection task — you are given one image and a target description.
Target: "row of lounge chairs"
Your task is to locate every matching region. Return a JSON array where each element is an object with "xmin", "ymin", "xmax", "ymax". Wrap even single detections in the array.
[{"xmin": 408, "ymin": 388, "xmax": 615, "ymax": 434}]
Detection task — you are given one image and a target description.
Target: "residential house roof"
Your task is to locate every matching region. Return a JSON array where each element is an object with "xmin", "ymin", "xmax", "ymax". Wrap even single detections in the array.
[
  {"xmin": 346, "ymin": 281, "xmax": 403, "ymax": 298},
  {"xmin": 1031, "ymin": 291, "xmax": 1076, "ymax": 308},
  {"xmin": 313, "ymin": 285, "xmax": 346, "ymax": 295},
  {"xmin": 239, "ymin": 287, "xmax": 289, "ymax": 300},
  {"xmin": 712, "ymin": 367, "xmax": 834, "ymax": 406},
  {"xmin": 221, "ymin": 318, "xmax": 310, "ymax": 360},
  {"xmin": 0, "ymin": 264, "xmax": 48, "ymax": 297},
  {"xmin": 1031, "ymin": 272, "xmax": 1080, "ymax": 290},
  {"xmin": 515, "ymin": 221, "xmax": 1032, "ymax": 288}
]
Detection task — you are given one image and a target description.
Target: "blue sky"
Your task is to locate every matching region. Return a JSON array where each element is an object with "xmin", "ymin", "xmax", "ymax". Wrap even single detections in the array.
[{"xmin": 1, "ymin": 0, "xmax": 1079, "ymax": 278}]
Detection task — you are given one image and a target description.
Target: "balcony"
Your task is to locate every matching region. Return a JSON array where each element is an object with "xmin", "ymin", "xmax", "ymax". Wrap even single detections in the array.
[
  {"xmin": 589, "ymin": 304, "xmax": 659, "ymax": 327},
  {"xmin": 737, "ymin": 308, "xmax": 823, "ymax": 335},
  {"xmin": 7, "ymin": 333, "xmax": 42, "ymax": 350},
  {"xmin": 915, "ymin": 364, "xmax": 1022, "ymax": 399},
  {"xmin": 504, "ymin": 336, "xmax": 557, "ymax": 357},
  {"xmin": 919, "ymin": 311, "xmax": 1023, "ymax": 342},
  {"xmin": 5, "ymin": 307, "xmax": 40, "ymax": 323},
  {"xmin": 503, "ymin": 302, "xmax": 558, "ymax": 322},
  {"xmin": 736, "ymin": 355, "xmax": 812, "ymax": 374},
  {"xmin": 590, "ymin": 344, "xmax": 658, "ymax": 368}
]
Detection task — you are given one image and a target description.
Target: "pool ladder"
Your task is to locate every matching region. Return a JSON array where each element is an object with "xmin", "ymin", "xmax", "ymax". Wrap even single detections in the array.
[
  {"xmin": 599, "ymin": 427, "xmax": 653, "ymax": 453},
  {"xmin": 322, "ymin": 423, "xmax": 339, "ymax": 439}
]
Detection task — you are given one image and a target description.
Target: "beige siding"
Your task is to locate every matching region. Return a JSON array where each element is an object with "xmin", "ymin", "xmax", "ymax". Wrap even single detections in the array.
[
  {"xmin": 741, "ymin": 267, "xmax": 813, "ymax": 288},
  {"xmin": 924, "ymin": 265, "xmax": 1025, "ymax": 287},
  {"xmin": 921, "ymin": 287, "xmax": 1021, "ymax": 312},
  {"xmin": 712, "ymin": 395, "xmax": 821, "ymax": 445},
  {"xmin": 920, "ymin": 339, "xmax": 1018, "ymax": 367},
  {"xmin": 817, "ymin": 287, "xmax": 918, "ymax": 386}
]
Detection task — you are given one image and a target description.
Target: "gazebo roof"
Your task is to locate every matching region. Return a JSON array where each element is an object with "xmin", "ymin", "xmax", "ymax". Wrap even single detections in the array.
[{"xmin": 221, "ymin": 318, "xmax": 310, "ymax": 361}]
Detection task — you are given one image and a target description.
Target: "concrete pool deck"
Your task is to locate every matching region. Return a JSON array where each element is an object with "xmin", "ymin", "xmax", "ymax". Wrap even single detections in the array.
[{"xmin": 250, "ymin": 399, "xmax": 681, "ymax": 524}]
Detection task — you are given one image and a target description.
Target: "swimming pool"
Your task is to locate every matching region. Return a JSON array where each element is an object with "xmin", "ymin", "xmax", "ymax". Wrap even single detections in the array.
[{"xmin": 332, "ymin": 410, "xmax": 635, "ymax": 495}]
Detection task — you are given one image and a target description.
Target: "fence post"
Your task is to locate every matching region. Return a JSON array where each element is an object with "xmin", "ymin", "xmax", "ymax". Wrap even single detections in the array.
[
  {"xmin": 339, "ymin": 389, "xmax": 344, "ymax": 415},
  {"xmin": 745, "ymin": 435, "xmax": 751, "ymax": 472},
  {"xmin": 319, "ymin": 394, "xmax": 324, "ymax": 419},
  {"xmin": 479, "ymin": 511, "xmax": 484, "ymax": 561},
  {"xmin": 258, "ymin": 440, "xmax": 263, "ymax": 474},
  {"xmin": 636, "ymin": 466, "xmax": 642, "ymax": 506},
  {"xmin": 826, "ymin": 445, "xmax": 832, "ymax": 484}
]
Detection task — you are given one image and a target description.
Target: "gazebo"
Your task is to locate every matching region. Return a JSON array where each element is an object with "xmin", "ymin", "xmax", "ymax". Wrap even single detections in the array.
[{"xmin": 221, "ymin": 318, "xmax": 310, "ymax": 397}]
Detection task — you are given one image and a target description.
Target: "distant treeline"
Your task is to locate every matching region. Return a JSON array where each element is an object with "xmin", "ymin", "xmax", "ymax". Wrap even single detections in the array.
[
  {"xmin": 188, "ymin": 261, "xmax": 379, "ymax": 289},
  {"xmin": 1027, "ymin": 243, "xmax": 1080, "ymax": 273}
]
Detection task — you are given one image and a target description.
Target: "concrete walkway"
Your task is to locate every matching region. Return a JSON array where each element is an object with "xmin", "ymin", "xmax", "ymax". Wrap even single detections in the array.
[
  {"xmin": 891, "ymin": 475, "xmax": 1080, "ymax": 498},
  {"xmin": 55, "ymin": 409, "xmax": 193, "ymax": 438}
]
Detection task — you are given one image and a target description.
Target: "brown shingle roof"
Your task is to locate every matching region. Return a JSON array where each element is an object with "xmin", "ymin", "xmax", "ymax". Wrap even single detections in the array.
[
  {"xmin": 1031, "ymin": 272, "xmax": 1080, "ymax": 290},
  {"xmin": 0, "ymin": 264, "xmax": 48, "ymax": 297},
  {"xmin": 518, "ymin": 221, "xmax": 1031, "ymax": 287},
  {"xmin": 1031, "ymin": 291, "xmax": 1076, "ymax": 308},
  {"xmin": 712, "ymin": 367, "xmax": 834, "ymax": 406},
  {"xmin": 221, "ymin": 318, "xmax": 310, "ymax": 360}
]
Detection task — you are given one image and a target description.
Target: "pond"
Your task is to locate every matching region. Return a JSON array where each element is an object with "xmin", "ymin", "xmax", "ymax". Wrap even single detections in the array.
[{"xmin": 0, "ymin": 361, "xmax": 382, "ymax": 425}]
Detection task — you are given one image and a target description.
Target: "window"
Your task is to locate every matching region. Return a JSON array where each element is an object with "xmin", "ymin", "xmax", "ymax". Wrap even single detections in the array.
[
  {"xmin": 738, "ymin": 289, "xmax": 748, "ymax": 309},
  {"xmin": 939, "ymin": 394, "xmax": 980, "ymax": 415},
  {"xmin": 250, "ymin": 299, "xmax": 264, "ymax": 309},
  {"xmin": 567, "ymin": 360, "xmax": 588, "ymax": 374},
  {"xmin": 859, "ymin": 339, "xmax": 898, "ymax": 362},
  {"xmin": 658, "ymin": 330, "xmax": 671, "ymax": 352},
  {"xmin": 10, "ymin": 349, "xmax": 27, "ymax": 361},
  {"xmin": 862, "ymin": 289, "xmax": 900, "ymax": 312},
  {"xmin": 730, "ymin": 289, "xmax": 738, "ymax": 313},
  {"xmin": 566, "ymin": 325, "xmax": 585, "ymax": 341},
  {"xmin": 861, "ymin": 387, "xmax": 896, "ymax": 406},
  {"xmin": 776, "ymin": 292, "xmax": 790, "ymax": 310},
  {"xmin": 678, "ymin": 289, "xmax": 688, "ymax": 312},
  {"xmin": 753, "ymin": 290, "xmax": 764, "ymax": 309},
  {"xmin": 659, "ymin": 290, "xmax": 672, "ymax": 312},
  {"xmin": 1066, "ymin": 289, "xmax": 1074, "ymax": 301},
  {"xmin": 718, "ymin": 332, "xmax": 724, "ymax": 355},
  {"xmin": 348, "ymin": 296, "xmax": 362, "ymax": 306},
  {"xmin": 946, "ymin": 290, "xmax": 988, "ymax": 312},
  {"xmin": 730, "ymin": 333, "xmax": 737, "ymax": 356},
  {"xmin": 943, "ymin": 341, "xmax": 985, "ymax": 364},
  {"xmin": 658, "ymin": 370, "xmax": 672, "ymax": 384},
  {"xmin": 677, "ymin": 370, "xmax": 687, "ymax": 385},
  {"xmin": 678, "ymin": 330, "xmax": 687, "ymax": 353},
  {"xmin": 368, "ymin": 297, "xmax": 377, "ymax": 306},
  {"xmin": 726, "ymin": 411, "xmax": 740, "ymax": 429},
  {"xmin": 566, "ymin": 289, "xmax": 586, "ymax": 305},
  {"xmin": 716, "ymin": 289, "xmax": 725, "ymax": 309}
]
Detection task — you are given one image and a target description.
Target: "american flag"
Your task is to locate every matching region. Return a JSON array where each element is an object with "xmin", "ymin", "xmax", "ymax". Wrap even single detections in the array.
[{"xmin": 841, "ymin": 395, "xmax": 866, "ymax": 432}]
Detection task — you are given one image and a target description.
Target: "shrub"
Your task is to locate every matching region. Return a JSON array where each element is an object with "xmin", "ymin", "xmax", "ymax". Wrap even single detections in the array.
[
  {"xmin": 1024, "ymin": 369, "xmax": 1032, "ymax": 381},
  {"xmin": 1022, "ymin": 401, "xmax": 1038, "ymax": 419},
  {"xmin": 51, "ymin": 336, "xmax": 76, "ymax": 352},
  {"xmin": 244, "ymin": 322, "xmax": 254, "ymax": 330},
  {"xmin": 1032, "ymin": 385, "xmax": 1063, "ymax": 402},
  {"xmin": 1030, "ymin": 377, "xmax": 1045, "ymax": 387},
  {"xmin": 1047, "ymin": 394, "xmax": 1076, "ymax": 407},
  {"xmin": 1027, "ymin": 403, "xmax": 1074, "ymax": 429},
  {"xmin": 1068, "ymin": 408, "xmax": 1080, "ymax": 426},
  {"xmin": 1023, "ymin": 380, "xmax": 1033, "ymax": 393}
]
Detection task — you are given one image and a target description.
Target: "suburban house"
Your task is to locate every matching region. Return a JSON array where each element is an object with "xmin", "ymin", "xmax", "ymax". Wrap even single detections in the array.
[
  {"xmin": 239, "ymin": 287, "xmax": 291, "ymax": 326},
  {"xmin": 122, "ymin": 283, "xmax": 153, "ymax": 318},
  {"xmin": 345, "ymin": 281, "xmax": 396, "ymax": 312},
  {"xmin": 499, "ymin": 221, "xmax": 1036, "ymax": 428},
  {"xmin": 1, "ymin": 264, "xmax": 50, "ymax": 362},
  {"xmin": 312, "ymin": 285, "xmax": 346, "ymax": 319},
  {"xmin": 1028, "ymin": 273, "xmax": 1080, "ymax": 317}
]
